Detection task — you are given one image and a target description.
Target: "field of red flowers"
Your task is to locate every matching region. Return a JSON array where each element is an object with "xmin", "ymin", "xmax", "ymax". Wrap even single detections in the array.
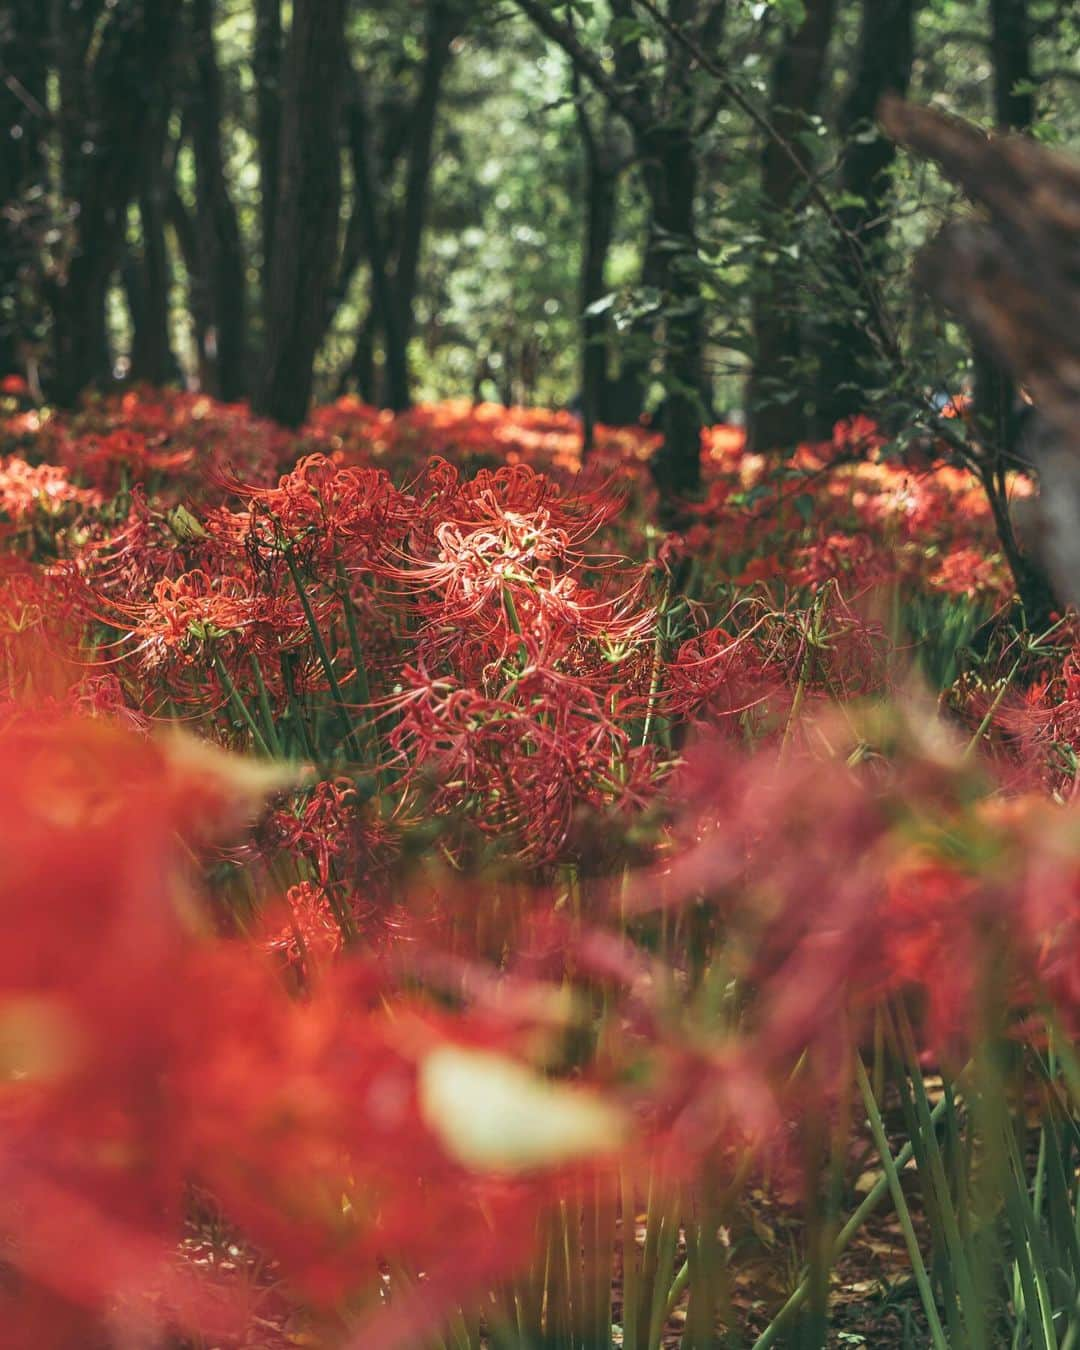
[{"xmin": 3, "ymin": 383, "xmax": 1080, "ymax": 1348}]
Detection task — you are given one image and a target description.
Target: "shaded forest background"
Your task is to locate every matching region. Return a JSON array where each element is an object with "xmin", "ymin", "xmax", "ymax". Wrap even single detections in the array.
[{"xmin": 1, "ymin": 0, "xmax": 1077, "ymax": 490}]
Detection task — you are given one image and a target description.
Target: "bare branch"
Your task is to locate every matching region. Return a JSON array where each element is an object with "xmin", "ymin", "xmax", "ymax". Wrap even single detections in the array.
[{"xmin": 508, "ymin": 0, "xmax": 651, "ymax": 134}]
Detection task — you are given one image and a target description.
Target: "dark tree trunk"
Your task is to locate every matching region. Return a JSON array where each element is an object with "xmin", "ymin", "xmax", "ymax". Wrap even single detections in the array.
[
  {"xmin": 344, "ymin": 81, "xmax": 410, "ymax": 413},
  {"xmin": 190, "ymin": 0, "xmax": 249, "ymax": 402},
  {"xmin": 167, "ymin": 188, "xmax": 211, "ymax": 388},
  {"xmin": 990, "ymin": 0, "xmax": 1033, "ymax": 131},
  {"xmin": 254, "ymin": 0, "xmax": 283, "ymax": 296},
  {"xmin": 814, "ymin": 0, "xmax": 920, "ymax": 435},
  {"xmin": 49, "ymin": 0, "xmax": 183, "ymax": 406},
  {"xmin": 128, "ymin": 111, "xmax": 181, "ymax": 386},
  {"xmin": 972, "ymin": 0, "xmax": 1034, "ymax": 464},
  {"xmin": 601, "ymin": 227, "xmax": 659, "ymax": 427},
  {"xmin": 334, "ymin": 1, "xmax": 461, "ymax": 413},
  {"xmin": 512, "ymin": 0, "xmax": 724, "ymax": 517},
  {"xmin": 337, "ymin": 307, "xmax": 378, "ymax": 403},
  {"xmin": 253, "ymin": 0, "xmax": 348, "ymax": 427},
  {"xmin": 0, "ymin": 0, "xmax": 48, "ymax": 377},
  {"xmin": 746, "ymin": 0, "xmax": 838, "ymax": 452},
  {"xmin": 392, "ymin": 2, "xmax": 461, "ymax": 346},
  {"xmin": 879, "ymin": 98, "xmax": 1074, "ymax": 629},
  {"xmin": 579, "ymin": 149, "xmax": 618, "ymax": 453},
  {"xmin": 574, "ymin": 73, "xmax": 625, "ymax": 454},
  {"xmin": 643, "ymin": 128, "xmax": 705, "ymax": 509}
]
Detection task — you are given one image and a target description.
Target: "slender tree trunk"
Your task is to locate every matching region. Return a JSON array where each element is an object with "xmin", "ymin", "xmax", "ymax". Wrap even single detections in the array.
[
  {"xmin": 167, "ymin": 189, "xmax": 211, "ymax": 388},
  {"xmin": 253, "ymin": 0, "xmax": 348, "ymax": 427},
  {"xmin": 392, "ymin": 2, "xmax": 461, "ymax": 347},
  {"xmin": 973, "ymin": 0, "xmax": 1034, "ymax": 463},
  {"xmin": 344, "ymin": 82, "xmax": 410, "ymax": 413},
  {"xmin": 0, "ymin": 0, "xmax": 48, "ymax": 376},
  {"xmin": 643, "ymin": 128, "xmax": 705, "ymax": 508},
  {"xmin": 129, "ymin": 110, "xmax": 181, "ymax": 386},
  {"xmin": 337, "ymin": 0, "xmax": 460, "ymax": 413},
  {"xmin": 814, "ymin": 0, "xmax": 921, "ymax": 435},
  {"xmin": 49, "ymin": 0, "xmax": 183, "ymax": 406},
  {"xmin": 580, "ymin": 156, "xmax": 618, "ymax": 453},
  {"xmin": 746, "ymin": 0, "xmax": 837, "ymax": 452},
  {"xmin": 254, "ymin": 0, "xmax": 283, "ymax": 297},
  {"xmin": 575, "ymin": 89, "xmax": 621, "ymax": 455},
  {"xmin": 189, "ymin": 0, "xmax": 249, "ymax": 402},
  {"xmin": 602, "ymin": 227, "xmax": 658, "ymax": 427},
  {"xmin": 990, "ymin": 0, "xmax": 1033, "ymax": 130},
  {"xmin": 337, "ymin": 307, "xmax": 378, "ymax": 402}
]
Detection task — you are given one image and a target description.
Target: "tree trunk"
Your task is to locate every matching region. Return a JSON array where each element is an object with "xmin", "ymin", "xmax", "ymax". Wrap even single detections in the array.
[
  {"xmin": 579, "ymin": 150, "xmax": 618, "ymax": 453},
  {"xmin": 990, "ymin": 0, "xmax": 1033, "ymax": 131},
  {"xmin": 391, "ymin": 2, "xmax": 461, "ymax": 350},
  {"xmin": 129, "ymin": 111, "xmax": 181, "ymax": 386},
  {"xmin": 334, "ymin": 1, "xmax": 461, "ymax": 413},
  {"xmin": 344, "ymin": 81, "xmax": 410, "ymax": 413},
  {"xmin": 0, "ymin": 0, "xmax": 48, "ymax": 377},
  {"xmin": 254, "ymin": 0, "xmax": 283, "ymax": 297},
  {"xmin": 972, "ymin": 0, "xmax": 1034, "ymax": 465},
  {"xmin": 879, "ymin": 98, "xmax": 1074, "ymax": 628},
  {"xmin": 746, "ymin": 0, "xmax": 837, "ymax": 452},
  {"xmin": 190, "ymin": 0, "xmax": 249, "ymax": 402},
  {"xmin": 49, "ymin": 0, "xmax": 183, "ymax": 406},
  {"xmin": 167, "ymin": 189, "xmax": 211, "ymax": 389},
  {"xmin": 643, "ymin": 128, "xmax": 706, "ymax": 510},
  {"xmin": 814, "ymin": 0, "xmax": 920, "ymax": 435},
  {"xmin": 601, "ymin": 226, "xmax": 659, "ymax": 427},
  {"xmin": 253, "ymin": 0, "xmax": 348, "ymax": 427}
]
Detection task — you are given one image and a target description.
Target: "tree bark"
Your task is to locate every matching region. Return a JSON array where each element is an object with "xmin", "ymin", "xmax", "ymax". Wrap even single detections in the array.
[
  {"xmin": 990, "ymin": 0, "xmax": 1033, "ymax": 131},
  {"xmin": 642, "ymin": 126, "xmax": 706, "ymax": 507},
  {"xmin": 392, "ymin": 2, "xmax": 461, "ymax": 348},
  {"xmin": 48, "ymin": 0, "xmax": 183, "ymax": 406},
  {"xmin": 167, "ymin": 188, "xmax": 211, "ymax": 389},
  {"xmin": 332, "ymin": 1, "xmax": 461, "ymax": 413},
  {"xmin": 512, "ymin": 0, "xmax": 723, "ymax": 517},
  {"xmin": 0, "ymin": 0, "xmax": 48, "ymax": 377},
  {"xmin": 972, "ymin": 0, "xmax": 1034, "ymax": 466},
  {"xmin": 746, "ymin": 0, "xmax": 837, "ymax": 452},
  {"xmin": 128, "ymin": 108, "xmax": 181, "ymax": 386},
  {"xmin": 344, "ymin": 79, "xmax": 410, "ymax": 413},
  {"xmin": 253, "ymin": 0, "xmax": 348, "ymax": 427},
  {"xmin": 573, "ymin": 64, "xmax": 628, "ymax": 453},
  {"xmin": 254, "ymin": 0, "xmax": 283, "ymax": 297},
  {"xmin": 814, "ymin": 0, "xmax": 921, "ymax": 435},
  {"xmin": 879, "ymin": 98, "xmax": 1075, "ymax": 626},
  {"xmin": 189, "ymin": 0, "xmax": 249, "ymax": 402}
]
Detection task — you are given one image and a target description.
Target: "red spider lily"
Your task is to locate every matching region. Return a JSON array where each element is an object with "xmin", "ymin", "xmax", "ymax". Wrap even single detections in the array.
[
  {"xmin": 0, "ymin": 454, "xmax": 98, "ymax": 530},
  {"xmin": 0, "ymin": 559, "xmax": 93, "ymax": 704},
  {"xmin": 224, "ymin": 453, "xmax": 414, "ymax": 570},
  {"xmin": 664, "ymin": 624, "xmax": 780, "ymax": 726},
  {"xmin": 382, "ymin": 663, "xmax": 657, "ymax": 861},
  {"xmin": 262, "ymin": 776, "xmax": 394, "ymax": 891},
  {"xmin": 0, "ymin": 716, "xmax": 294, "ymax": 1336},
  {"xmin": 262, "ymin": 881, "xmax": 348, "ymax": 975},
  {"xmin": 118, "ymin": 569, "xmax": 313, "ymax": 674},
  {"xmin": 0, "ymin": 713, "xmax": 625, "ymax": 1340}
]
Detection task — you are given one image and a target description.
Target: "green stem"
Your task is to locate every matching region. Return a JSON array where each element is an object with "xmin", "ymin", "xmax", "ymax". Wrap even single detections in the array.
[
  {"xmin": 750, "ymin": 1078, "xmax": 955, "ymax": 1349},
  {"xmin": 212, "ymin": 649, "xmax": 272, "ymax": 758},
  {"xmin": 855, "ymin": 1056, "xmax": 949, "ymax": 1350},
  {"xmin": 962, "ymin": 654, "xmax": 1023, "ymax": 762},
  {"xmin": 249, "ymin": 652, "xmax": 284, "ymax": 758},
  {"xmin": 286, "ymin": 548, "xmax": 363, "ymax": 761}
]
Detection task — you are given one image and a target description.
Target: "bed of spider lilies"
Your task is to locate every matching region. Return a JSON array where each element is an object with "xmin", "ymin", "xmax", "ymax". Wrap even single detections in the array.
[{"xmin": 4, "ymin": 381, "xmax": 1080, "ymax": 1349}]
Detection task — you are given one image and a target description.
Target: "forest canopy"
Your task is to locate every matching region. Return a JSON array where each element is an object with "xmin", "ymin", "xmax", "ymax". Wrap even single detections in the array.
[{"xmin": 2, "ymin": 0, "xmax": 1077, "ymax": 450}]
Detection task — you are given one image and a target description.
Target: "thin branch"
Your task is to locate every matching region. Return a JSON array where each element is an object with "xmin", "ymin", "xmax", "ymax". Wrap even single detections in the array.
[
  {"xmin": 629, "ymin": 0, "xmax": 902, "ymax": 362},
  {"xmin": 508, "ymin": 0, "xmax": 651, "ymax": 134}
]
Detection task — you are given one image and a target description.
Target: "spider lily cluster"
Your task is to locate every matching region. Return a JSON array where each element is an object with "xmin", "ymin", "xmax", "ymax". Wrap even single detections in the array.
[{"xmin": 2, "ymin": 383, "xmax": 1080, "ymax": 1347}]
